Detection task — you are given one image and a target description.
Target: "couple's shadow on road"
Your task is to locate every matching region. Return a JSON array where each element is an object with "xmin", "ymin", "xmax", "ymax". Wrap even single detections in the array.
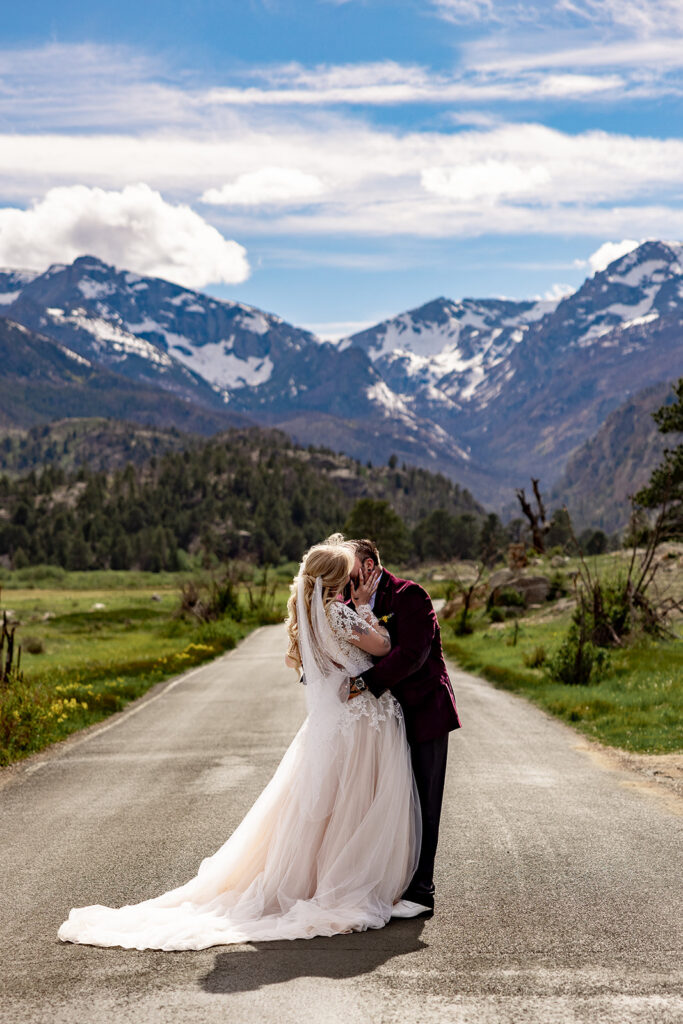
[{"xmin": 201, "ymin": 919, "xmax": 428, "ymax": 994}]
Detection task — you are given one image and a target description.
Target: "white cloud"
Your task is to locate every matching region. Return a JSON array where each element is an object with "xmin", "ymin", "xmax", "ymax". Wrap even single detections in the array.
[
  {"xmin": 204, "ymin": 61, "xmax": 628, "ymax": 106},
  {"xmin": 422, "ymin": 160, "xmax": 551, "ymax": 201},
  {"xmin": 0, "ymin": 43, "xmax": 193, "ymax": 132},
  {"xmin": 2, "ymin": 119, "xmax": 683, "ymax": 244},
  {"xmin": 301, "ymin": 318, "xmax": 382, "ymax": 341},
  {"xmin": 202, "ymin": 167, "xmax": 326, "ymax": 206},
  {"xmin": 0, "ymin": 44, "xmax": 673, "ymax": 132},
  {"xmin": 432, "ymin": 0, "xmax": 498, "ymax": 23},
  {"xmin": 584, "ymin": 239, "xmax": 641, "ymax": 273},
  {"xmin": 468, "ymin": 36, "xmax": 683, "ymax": 73},
  {"xmin": 555, "ymin": 0, "xmax": 683, "ymax": 35},
  {"xmin": 434, "ymin": 0, "xmax": 683, "ymax": 35},
  {"xmin": 0, "ymin": 184, "xmax": 249, "ymax": 287},
  {"xmin": 543, "ymin": 282, "xmax": 574, "ymax": 300}
]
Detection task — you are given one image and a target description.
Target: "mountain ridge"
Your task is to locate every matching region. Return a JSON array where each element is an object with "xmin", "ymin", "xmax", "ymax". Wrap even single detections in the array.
[{"xmin": 2, "ymin": 240, "xmax": 682, "ymax": 508}]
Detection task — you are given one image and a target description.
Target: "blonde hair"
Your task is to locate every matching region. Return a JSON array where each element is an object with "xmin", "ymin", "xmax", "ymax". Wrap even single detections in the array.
[{"xmin": 285, "ymin": 543, "xmax": 354, "ymax": 670}]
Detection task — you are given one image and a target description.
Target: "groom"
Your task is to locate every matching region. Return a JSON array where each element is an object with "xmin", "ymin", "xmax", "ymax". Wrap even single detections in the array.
[{"xmin": 346, "ymin": 537, "xmax": 461, "ymax": 919}]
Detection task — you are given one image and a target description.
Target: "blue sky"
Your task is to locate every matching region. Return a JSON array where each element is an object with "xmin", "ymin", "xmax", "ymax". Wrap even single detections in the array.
[{"xmin": 2, "ymin": 0, "xmax": 683, "ymax": 335}]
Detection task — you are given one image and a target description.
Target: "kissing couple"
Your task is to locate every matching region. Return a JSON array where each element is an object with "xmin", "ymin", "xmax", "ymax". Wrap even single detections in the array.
[{"xmin": 58, "ymin": 535, "xmax": 461, "ymax": 950}]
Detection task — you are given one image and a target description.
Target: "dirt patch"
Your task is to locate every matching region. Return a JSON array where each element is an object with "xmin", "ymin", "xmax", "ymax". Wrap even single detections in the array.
[{"xmin": 574, "ymin": 739, "xmax": 683, "ymax": 815}]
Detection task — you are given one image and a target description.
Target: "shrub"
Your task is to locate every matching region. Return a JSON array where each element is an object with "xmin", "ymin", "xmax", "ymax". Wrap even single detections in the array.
[
  {"xmin": 545, "ymin": 623, "xmax": 610, "ymax": 686},
  {"xmin": 497, "ymin": 586, "xmax": 527, "ymax": 608},
  {"xmin": 209, "ymin": 575, "xmax": 242, "ymax": 620},
  {"xmin": 548, "ymin": 571, "xmax": 569, "ymax": 600},
  {"xmin": 523, "ymin": 645, "xmax": 547, "ymax": 668},
  {"xmin": 22, "ymin": 635, "xmax": 44, "ymax": 655},
  {"xmin": 489, "ymin": 607, "xmax": 504, "ymax": 623}
]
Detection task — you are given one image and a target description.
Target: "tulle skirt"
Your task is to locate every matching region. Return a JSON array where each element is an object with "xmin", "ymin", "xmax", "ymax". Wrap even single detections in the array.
[{"xmin": 57, "ymin": 694, "xmax": 421, "ymax": 950}]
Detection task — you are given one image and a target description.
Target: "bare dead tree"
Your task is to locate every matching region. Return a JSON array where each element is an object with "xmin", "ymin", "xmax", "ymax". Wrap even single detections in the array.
[
  {"xmin": 0, "ymin": 607, "xmax": 22, "ymax": 688},
  {"xmin": 449, "ymin": 561, "xmax": 486, "ymax": 635},
  {"xmin": 515, "ymin": 477, "xmax": 549, "ymax": 553}
]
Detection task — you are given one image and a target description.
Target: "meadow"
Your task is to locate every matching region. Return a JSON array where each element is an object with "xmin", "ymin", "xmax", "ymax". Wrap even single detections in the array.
[
  {"xmin": 441, "ymin": 615, "xmax": 682, "ymax": 754},
  {"xmin": 433, "ymin": 546, "xmax": 683, "ymax": 755},
  {"xmin": 1, "ymin": 548, "xmax": 681, "ymax": 766},
  {"xmin": 0, "ymin": 564, "xmax": 292, "ymax": 767}
]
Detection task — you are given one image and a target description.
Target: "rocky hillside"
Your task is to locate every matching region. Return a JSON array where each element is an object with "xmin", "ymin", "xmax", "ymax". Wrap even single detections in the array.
[
  {"xmin": 0, "ymin": 317, "xmax": 249, "ymax": 435},
  {"xmin": 551, "ymin": 379, "xmax": 678, "ymax": 532}
]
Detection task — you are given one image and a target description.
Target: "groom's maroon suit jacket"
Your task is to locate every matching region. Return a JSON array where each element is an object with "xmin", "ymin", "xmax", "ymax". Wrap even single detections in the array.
[{"xmin": 358, "ymin": 570, "xmax": 461, "ymax": 744}]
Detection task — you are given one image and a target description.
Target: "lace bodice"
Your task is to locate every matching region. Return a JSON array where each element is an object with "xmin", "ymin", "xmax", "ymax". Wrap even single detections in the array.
[{"xmin": 326, "ymin": 601, "xmax": 402, "ymax": 732}]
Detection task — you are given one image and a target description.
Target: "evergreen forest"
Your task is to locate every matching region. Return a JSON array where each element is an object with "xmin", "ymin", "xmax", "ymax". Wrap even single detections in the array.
[{"xmin": 0, "ymin": 422, "xmax": 492, "ymax": 570}]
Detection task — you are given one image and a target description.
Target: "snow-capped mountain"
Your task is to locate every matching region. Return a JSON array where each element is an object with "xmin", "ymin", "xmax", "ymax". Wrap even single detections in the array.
[
  {"xmin": 0, "ymin": 256, "xmax": 476, "ymax": 481},
  {"xmin": 2, "ymin": 241, "xmax": 682, "ymax": 506},
  {"xmin": 343, "ymin": 296, "xmax": 559, "ymax": 428},
  {"xmin": 345, "ymin": 241, "xmax": 683, "ymax": 414},
  {"xmin": 1, "ymin": 256, "xmax": 319, "ymax": 409}
]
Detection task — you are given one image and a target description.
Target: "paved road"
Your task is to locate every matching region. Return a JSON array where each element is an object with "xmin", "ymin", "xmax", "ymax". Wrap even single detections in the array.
[{"xmin": 1, "ymin": 624, "xmax": 681, "ymax": 1024}]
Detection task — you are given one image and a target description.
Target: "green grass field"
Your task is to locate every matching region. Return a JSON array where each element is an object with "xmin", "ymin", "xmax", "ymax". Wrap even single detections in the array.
[
  {"xmin": 0, "ymin": 568, "xmax": 290, "ymax": 767},
  {"xmin": 441, "ymin": 611, "xmax": 683, "ymax": 754}
]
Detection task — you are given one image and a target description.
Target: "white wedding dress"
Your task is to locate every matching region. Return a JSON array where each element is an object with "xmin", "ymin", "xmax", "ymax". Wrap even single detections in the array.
[{"xmin": 57, "ymin": 586, "xmax": 421, "ymax": 950}]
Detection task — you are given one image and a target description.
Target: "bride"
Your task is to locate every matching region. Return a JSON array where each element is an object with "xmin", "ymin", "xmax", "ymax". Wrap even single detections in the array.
[{"xmin": 57, "ymin": 541, "xmax": 421, "ymax": 950}]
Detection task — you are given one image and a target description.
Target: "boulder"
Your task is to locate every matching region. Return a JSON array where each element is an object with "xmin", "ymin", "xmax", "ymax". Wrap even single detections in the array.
[
  {"xmin": 489, "ymin": 568, "xmax": 515, "ymax": 591},
  {"xmin": 491, "ymin": 574, "xmax": 552, "ymax": 606},
  {"xmin": 510, "ymin": 575, "xmax": 552, "ymax": 604}
]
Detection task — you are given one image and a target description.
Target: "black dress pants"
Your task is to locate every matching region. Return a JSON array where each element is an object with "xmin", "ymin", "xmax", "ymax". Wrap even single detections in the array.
[{"xmin": 402, "ymin": 731, "xmax": 449, "ymax": 910}]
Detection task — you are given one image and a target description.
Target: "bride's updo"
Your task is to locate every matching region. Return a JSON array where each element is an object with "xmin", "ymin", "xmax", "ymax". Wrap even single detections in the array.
[{"xmin": 285, "ymin": 542, "xmax": 354, "ymax": 670}]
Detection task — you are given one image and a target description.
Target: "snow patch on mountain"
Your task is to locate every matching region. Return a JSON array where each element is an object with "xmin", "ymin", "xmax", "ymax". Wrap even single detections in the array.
[
  {"xmin": 623, "ymin": 311, "xmax": 660, "ymax": 329},
  {"xmin": 366, "ymin": 381, "xmax": 413, "ymax": 421},
  {"xmin": 46, "ymin": 308, "xmax": 174, "ymax": 367},
  {"xmin": 58, "ymin": 345, "xmax": 92, "ymax": 367},
  {"xmin": 168, "ymin": 338, "xmax": 274, "ymax": 388},
  {"xmin": 236, "ymin": 310, "xmax": 277, "ymax": 335},
  {"xmin": 78, "ymin": 278, "xmax": 115, "ymax": 300},
  {"xmin": 124, "ymin": 317, "xmax": 166, "ymax": 335}
]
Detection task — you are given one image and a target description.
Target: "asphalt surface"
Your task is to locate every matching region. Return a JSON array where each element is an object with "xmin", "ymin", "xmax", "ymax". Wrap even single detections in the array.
[{"xmin": 1, "ymin": 623, "xmax": 681, "ymax": 1024}]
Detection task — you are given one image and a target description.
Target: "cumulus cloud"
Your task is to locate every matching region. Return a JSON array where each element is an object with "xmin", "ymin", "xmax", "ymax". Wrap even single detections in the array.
[
  {"xmin": 0, "ymin": 183, "xmax": 249, "ymax": 287},
  {"xmin": 202, "ymin": 167, "xmax": 326, "ymax": 206},
  {"xmin": 584, "ymin": 239, "xmax": 641, "ymax": 273}
]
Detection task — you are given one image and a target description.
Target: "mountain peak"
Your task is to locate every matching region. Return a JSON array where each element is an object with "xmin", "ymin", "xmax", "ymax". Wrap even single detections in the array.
[
  {"xmin": 72, "ymin": 255, "xmax": 113, "ymax": 272},
  {"xmin": 602, "ymin": 239, "xmax": 683, "ymax": 279}
]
